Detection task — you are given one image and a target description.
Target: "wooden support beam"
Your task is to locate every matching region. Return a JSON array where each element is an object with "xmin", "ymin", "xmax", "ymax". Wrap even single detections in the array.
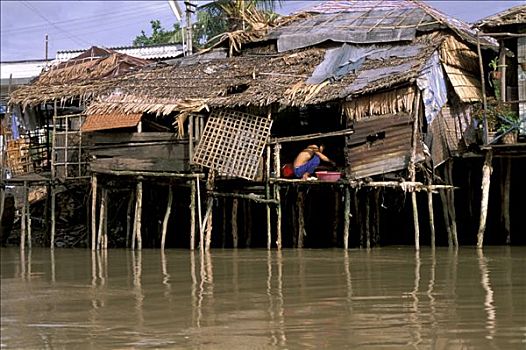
[
  {"xmin": 269, "ymin": 128, "xmax": 354, "ymax": 144},
  {"xmin": 332, "ymin": 190, "xmax": 340, "ymax": 246},
  {"xmin": 133, "ymin": 180, "xmax": 143, "ymax": 250},
  {"xmin": 409, "ymin": 90, "xmax": 421, "ymax": 251},
  {"xmin": 209, "ymin": 191, "xmax": 278, "ymax": 204},
  {"xmin": 21, "ymin": 183, "xmax": 27, "ymax": 250},
  {"xmin": 477, "ymin": 150, "xmax": 493, "ymax": 248},
  {"xmin": 190, "ymin": 180, "xmax": 196, "ymax": 250},
  {"xmin": 343, "ymin": 186, "xmax": 351, "ymax": 250},
  {"xmin": 91, "ymin": 175, "xmax": 97, "ymax": 250},
  {"xmin": 161, "ymin": 185, "xmax": 173, "ymax": 250},
  {"xmin": 502, "ymin": 158, "xmax": 511, "ymax": 244},
  {"xmin": 446, "ymin": 161, "xmax": 458, "ymax": 247},
  {"xmin": 365, "ymin": 191, "xmax": 371, "ymax": 249},
  {"xmin": 126, "ymin": 189, "xmax": 134, "ymax": 248},
  {"xmin": 232, "ymin": 198, "xmax": 238, "ymax": 248},
  {"xmin": 196, "ymin": 176, "xmax": 203, "ymax": 249},
  {"xmin": 440, "ymin": 189, "xmax": 453, "ymax": 247},
  {"xmin": 205, "ymin": 171, "xmax": 215, "ymax": 251},
  {"xmin": 103, "ymin": 189, "xmax": 108, "ymax": 250},
  {"xmin": 427, "ymin": 181, "xmax": 436, "ymax": 249},
  {"xmin": 275, "ymin": 184, "xmax": 282, "ymax": 250},
  {"xmin": 266, "ymin": 145, "xmax": 272, "ymax": 250},
  {"xmin": 50, "ymin": 184, "xmax": 56, "ymax": 248},
  {"xmin": 297, "ymin": 191, "xmax": 305, "ymax": 248}
]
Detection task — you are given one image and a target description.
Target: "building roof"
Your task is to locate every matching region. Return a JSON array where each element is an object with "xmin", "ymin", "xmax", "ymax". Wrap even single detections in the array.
[
  {"xmin": 55, "ymin": 43, "xmax": 184, "ymax": 62},
  {"xmin": 268, "ymin": 0, "xmax": 497, "ymax": 52},
  {"xmin": 1, "ymin": 59, "xmax": 52, "ymax": 86},
  {"xmin": 475, "ymin": 4, "xmax": 526, "ymax": 29}
]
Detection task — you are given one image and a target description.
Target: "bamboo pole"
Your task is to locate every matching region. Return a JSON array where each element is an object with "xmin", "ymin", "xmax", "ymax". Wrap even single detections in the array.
[
  {"xmin": 503, "ymin": 158, "xmax": 511, "ymax": 244},
  {"xmin": 50, "ymin": 184, "xmax": 56, "ymax": 248},
  {"xmin": 409, "ymin": 90, "xmax": 421, "ymax": 251},
  {"xmin": 477, "ymin": 151, "xmax": 493, "ymax": 248},
  {"xmin": 446, "ymin": 162, "xmax": 458, "ymax": 247},
  {"xmin": 204, "ymin": 172, "xmax": 215, "ymax": 251},
  {"xmin": 196, "ymin": 176, "xmax": 202, "ymax": 247},
  {"xmin": 297, "ymin": 191, "xmax": 305, "ymax": 248},
  {"xmin": 133, "ymin": 179, "xmax": 143, "ymax": 250},
  {"xmin": 275, "ymin": 184, "xmax": 282, "ymax": 250},
  {"xmin": 21, "ymin": 183, "xmax": 27, "ymax": 250},
  {"xmin": 266, "ymin": 145, "xmax": 272, "ymax": 249},
  {"xmin": 26, "ymin": 182, "xmax": 31, "ymax": 249},
  {"xmin": 343, "ymin": 186, "xmax": 351, "ymax": 250},
  {"xmin": 97, "ymin": 188, "xmax": 107, "ymax": 250},
  {"xmin": 91, "ymin": 175, "xmax": 97, "ymax": 250},
  {"xmin": 427, "ymin": 182, "xmax": 436, "ymax": 249},
  {"xmin": 232, "ymin": 198, "xmax": 238, "ymax": 248},
  {"xmin": 190, "ymin": 179, "xmax": 196, "ymax": 250},
  {"xmin": 365, "ymin": 191, "xmax": 371, "ymax": 249},
  {"xmin": 499, "ymin": 42, "xmax": 506, "ymax": 102},
  {"xmin": 161, "ymin": 185, "xmax": 173, "ymax": 250}
]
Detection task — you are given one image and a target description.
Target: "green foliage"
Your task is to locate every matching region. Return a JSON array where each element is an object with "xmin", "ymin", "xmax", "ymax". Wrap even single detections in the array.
[
  {"xmin": 133, "ymin": 20, "xmax": 182, "ymax": 46},
  {"xmin": 489, "ymin": 57, "xmax": 499, "ymax": 71}
]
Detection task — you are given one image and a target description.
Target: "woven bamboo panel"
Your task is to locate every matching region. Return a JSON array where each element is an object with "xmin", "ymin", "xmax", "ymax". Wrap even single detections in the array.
[{"xmin": 193, "ymin": 110, "xmax": 272, "ymax": 180}]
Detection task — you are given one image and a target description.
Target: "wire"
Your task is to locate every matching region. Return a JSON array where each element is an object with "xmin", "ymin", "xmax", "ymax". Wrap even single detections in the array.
[{"xmin": 20, "ymin": 1, "xmax": 92, "ymax": 47}]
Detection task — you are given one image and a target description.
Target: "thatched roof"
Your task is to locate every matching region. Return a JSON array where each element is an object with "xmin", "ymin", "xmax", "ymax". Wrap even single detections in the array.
[
  {"xmin": 85, "ymin": 32, "xmax": 444, "ymax": 117},
  {"xmin": 475, "ymin": 4, "xmax": 526, "ymax": 29},
  {"xmin": 9, "ymin": 47, "xmax": 148, "ymax": 107}
]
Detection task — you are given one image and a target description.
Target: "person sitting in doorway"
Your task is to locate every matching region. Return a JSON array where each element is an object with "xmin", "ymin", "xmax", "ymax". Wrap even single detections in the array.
[{"xmin": 293, "ymin": 144, "xmax": 336, "ymax": 180}]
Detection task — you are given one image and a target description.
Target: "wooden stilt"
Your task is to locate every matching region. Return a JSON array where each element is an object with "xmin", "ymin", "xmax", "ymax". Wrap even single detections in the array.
[
  {"xmin": 196, "ymin": 176, "xmax": 203, "ymax": 248},
  {"xmin": 446, "ymin": 161, "xmax": 458, "ymax": 247},
  {"xmin": 125, "ymin": 189, "xmax": 134, "ymax": 248},
  {"xmin": 25, "ymin": 183, "xmax": 31, "ymax": 249},
  {"xmin": 332, "ymin": 190, "xmax": 340, "ymax": 246},
  {"xmin": 161, "ymin": 185, "xmax": 173, "ymax": 250},
  {"xmin": 103, "ymin": 189, "xmax": 108, "ymax": 250},
  {"xmin": 21, "ymin": 184, "xmax": 27, "ymax": 250},
  {"xmin": 353, "ymin": 190, "xmax": 362, "ymax": 248},
  {"xmin": 204, "ymin": 172, "xmax": 215, "ymax": 250},
  {"xmin": 297, "ymin": 191, "xmax": 305, "ymax": 248},
  {"xmin": 50, "ymin": 184, "xmax": 56, "ymax": 249},
  {"xmin": 200, "ymin": 198, "xmax": 213, "ymax": 250},
  {"xmin": 190, "ymin": 180, "xmax": 196, "ymax": 250},
  {"xmin": 410, "ymin": 90, "xmax": 421, "ymax": 251},
  {"xmin": 373, "ymin": 189, "xmax": 380, "ymax": 245},
  {"xmin": 221, "ymin": 198, "xmax": 227, "ymax": 248},
  {"xmin": 477, "ymin": 150, "xmax": 493, "ymax": 249},
  {"xmin": 343, "ymin": 186, "xmax": 351, "ymax": 250},
  {"xmin": 427, "ymin": 181, "xmax": 436, "ymax": 249},
  {"xmin": 188, "ymin": 115, "xmax": 194, "ymax": 164},
  {"xmin": 132, "ymin": 180, "xmax": 143, "ymax": 250},
  {"xmin": 97, "ymin": 188, "xmax": 107, "ymax": 250},
  {"xmin": 440, "ymin": 189, "xmax": 453, "ymax": 247},
  {"xmin": 91, "ymin": 175, "xmax": 97, "ymax": 250},
  {"xmin": 502, "ymin": 158, "xmax": 511, "ymax": 244},
  {"xmin": 266, "ymin": 145, "xmax": 272, "ymax": 249},
  {"xmin": 365, "ymin": 191, "xmax": 371, "ymax": 249},
  {"xmin": 275, "ymin": 184, "xmax": 282, "ymax": 250},
  {"xmin": 232, "ymin": 198, "xmax": 238, "ymax": 248}
]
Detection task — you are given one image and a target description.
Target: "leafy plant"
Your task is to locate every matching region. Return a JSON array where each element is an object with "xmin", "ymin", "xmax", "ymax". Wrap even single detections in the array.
[{"xmin": 489, "ymin": 57, "xmax": 499, "ymax": 71}]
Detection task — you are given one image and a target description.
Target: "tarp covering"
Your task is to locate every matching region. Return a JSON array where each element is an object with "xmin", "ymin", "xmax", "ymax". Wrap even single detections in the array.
[{"xmin": 416, "ymin": 51, "xmax": 447, "ymax": 125}]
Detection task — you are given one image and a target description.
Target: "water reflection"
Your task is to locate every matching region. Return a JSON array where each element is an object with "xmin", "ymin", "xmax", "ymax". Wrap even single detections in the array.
[
  {"xmin": 478, "ymin": 249, "xmax": 497, "ymax": 341},
  {"xmin": 1, "ymin": 247, "xmax": 525, "ymax": 349}
]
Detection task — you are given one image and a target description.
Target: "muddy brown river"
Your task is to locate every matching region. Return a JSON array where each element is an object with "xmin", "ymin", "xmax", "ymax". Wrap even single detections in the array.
[{"xmin": 1, "ymin": 247, "xmax": 525, "ymax": 349}]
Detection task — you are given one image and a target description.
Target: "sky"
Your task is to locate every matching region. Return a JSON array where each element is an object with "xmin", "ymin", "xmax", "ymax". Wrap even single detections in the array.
[{"xmin": 1, "ymin": 0, "xmax": 525, "ymax": 62}]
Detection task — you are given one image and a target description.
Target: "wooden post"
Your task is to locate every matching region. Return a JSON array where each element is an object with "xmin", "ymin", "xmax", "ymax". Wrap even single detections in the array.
[
  {"xmin": 50, "ymin": 100, "xmax": 57, "ymax": 249},
  {"xmin": 21, "ymin": 184, "xmax": 27, "ymax": 250},
  {"xmin": 499, "ymin": 42, "xmax": 506, "ymax": 102},
  {"xmin": 446, "ymin": 161, "xmax": 458, "ymax": 247},
  {"xmin": 245, "ymin": 200, "xmax": 252, "ymax": 247},
  {"xmin": 343, "ymin": 186, "xmax": 350, "ymax": 250},
  {"xmin": 409, "ymin": 90, "xmax": 421, "ymax": 251},
  {"xmin": 373, "ymin": 189, "xmax": 380, "ymax": 245},
  {"xmin": 161, "ymin": 185, "xmax": 173, "ymax": 250},
  {"xmin": 188, "ymin": 115, "xmax": 194, "ymax": 164},
  {"xmin": 103, "ymin": 189, "xmax": 108, "ymax": 250},
  {"xmin": 502, "ymin": 158, "xmax": 511, "ymax": 244},
  {"xmin": 297, "ymin": 191, "xmax": 305, "ymax": 248},
  {"xmin": 97, "ymin": 188, "xmax": 107, "ymax": 250},
  {"xmin": 365, "ymin": 191, "xmax": 371, "ymax": 249},
  {"xmin": 232, "ymin": 198, "xmax": 238, "ymax": 248},
  {"xmin": 133, "ymin": 179, "xmax": 143, "ymax": 250},
  {"xmin": 275, "ymin": 184, "xmax": 282, "ymax": 250},
  {"xmin": 477, "ymin": 151, "xmax": 493, "ymax": 249},
  {"xmin": 266, "ymin": 145, "xmax": 272, "ymax": 249},
  {"xmin": 204, "ymin": 172, "xmax": 215, "ymax": 250},
  {"xmin": 125, "ymin": 189, "xmax": 134, "ymax": 248},
  {"xmin": 196, "ymin": 176, "xmax": 202, "ymax": 247},
  {"xmin": 427, "ymin": 181, "xmax": 436, "ymax": 249},
  {"xmin": 190, "ymin": 179, "xmax": 196, "ymax": 250},
  {"xmin": 273, "ymin": 144, "xmax": 282, "ymax": 250},
  {"xmin": 25, "ymin": 182, "xmax": 31, "ymax": 249},
  {"xmin": 91, "ymin": 175, "xmax": 97, "ymax": 250},
  {"xmin": 50, "ymin": 184, "xmax": 56, "ymax": 248}
]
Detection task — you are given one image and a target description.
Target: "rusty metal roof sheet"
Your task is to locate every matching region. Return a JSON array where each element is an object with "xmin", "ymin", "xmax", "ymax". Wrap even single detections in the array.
[{"xmin": 81, "ymin": 113, "xmax": 142, "ymax": 132}]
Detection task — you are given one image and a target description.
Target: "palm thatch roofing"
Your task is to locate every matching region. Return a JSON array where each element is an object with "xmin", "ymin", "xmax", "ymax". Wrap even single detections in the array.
[
  {"xmin": 85, "ymin": 33, "xmax": 445, "ymax": 117},
  {"xmin": 9, "ymin": 47, "xmax": 148, "ymax": 107},
  {"xmin": 475, "ymin": 4, "xmax": 526, "ymax": 29}
]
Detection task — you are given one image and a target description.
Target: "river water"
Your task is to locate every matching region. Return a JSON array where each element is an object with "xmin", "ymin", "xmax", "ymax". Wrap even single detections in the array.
[{"xmin": 1, "ymin": 247, "xmax": 525, "ymax": 349}]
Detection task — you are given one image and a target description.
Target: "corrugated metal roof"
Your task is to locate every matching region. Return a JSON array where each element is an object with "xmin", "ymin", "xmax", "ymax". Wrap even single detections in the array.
[
  {"xmin": 81, "ymin": 113, "xmax": 142, "ymax": 132},
  {"xmin": 476, "ymin": 4, "xmax": 526, "ymax": 28},
  {"xmin": 269, "ymin": 0, "xmax": 496, "ymax": 52},
  {"xmin": 55, "ymin": 44, "xmax": 184, "ymax": 62}
]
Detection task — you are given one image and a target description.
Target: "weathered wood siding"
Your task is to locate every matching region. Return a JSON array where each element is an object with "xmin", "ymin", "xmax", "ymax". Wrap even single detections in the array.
[
  {"xmin": 518, "ymin": 36, "xmax": 525, "ymax": 135},
  {"xmin": 85, "ymin": 132, "xmax": 190, "ymax": 173},
  {"xmin": 345, "ymin": 113, "xmax": 424, "ymax": 179}
]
